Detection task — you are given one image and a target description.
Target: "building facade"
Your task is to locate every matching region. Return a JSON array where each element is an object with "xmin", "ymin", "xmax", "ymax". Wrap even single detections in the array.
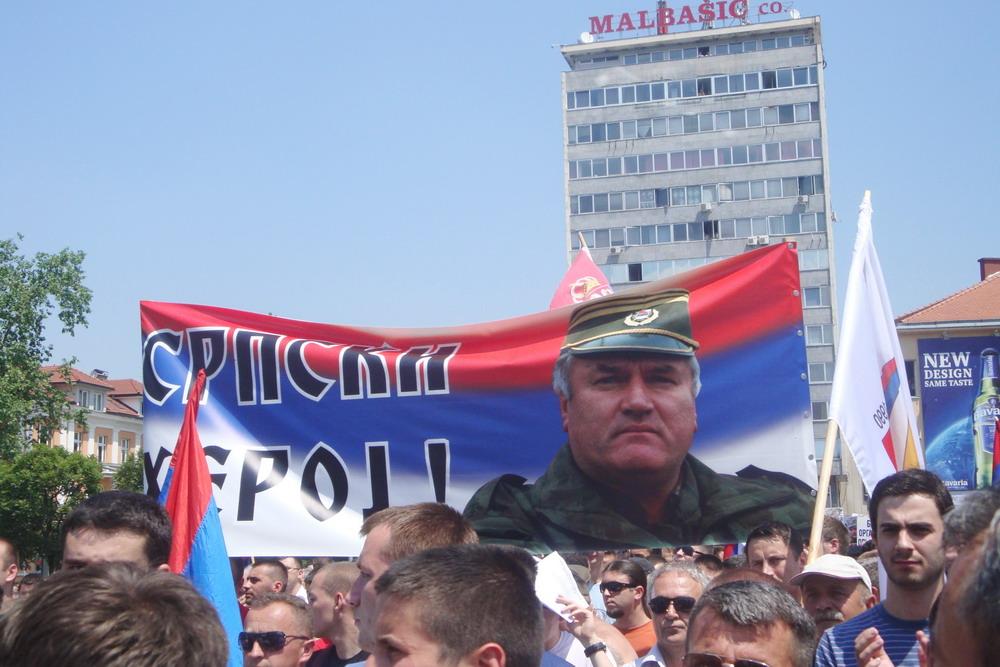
[{"xmin": 560, "ymin": 15, "xmax": 841, "ymax": 502}]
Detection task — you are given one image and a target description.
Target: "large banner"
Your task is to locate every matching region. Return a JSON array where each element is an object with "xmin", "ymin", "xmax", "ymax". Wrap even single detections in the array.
[
  {"xmin": 920, "ymin": 336, "xmax": 1000, "ymax": 491},
  {"xmin": 142, "ymin": 243, "xmax": 816, "ymax": 556}
]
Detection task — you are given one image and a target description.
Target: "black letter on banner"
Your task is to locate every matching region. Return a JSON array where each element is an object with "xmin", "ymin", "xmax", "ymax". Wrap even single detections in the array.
[
  {"xmin": 203, "ymin": 445, "xmax": 231, "ymax": 494},
  {"xmin": 425, "ymin": 439, "xmax": 450, "ymax": 503},
  {"xmin": 234, "ymin": 330, "xmax": 284, "ymax": 405},
  {"xmin": 300, "ymin": 444, "xmax": 350, "ymax": 521},
  {"xmin": 142, "ymin": 330, "xmax": 183, "ymax": 406},
  {"xmin": 362, "ymin": 442, "xmax": 389, "ymax": 519},
  {"xmin": 286, "ymin": 340, "xmax": 336, "ymax": 401},
  {"xmin": 143, "ymin": 447, "xmax": 171, "ymax": 499},
  {"xmin": 396, "ymin": 343, "xmax": 460, "ymax": 396},
  {"xmin": 184, "ymin": 328, "xmax": 228, "ymax": 402},
  {"xmin": 237, "ymin": 449, "xmax": 289, "ymax": 521},
  {"xmin": 340, "ymin": 345, "xmax": 391, "ymax": 399}
]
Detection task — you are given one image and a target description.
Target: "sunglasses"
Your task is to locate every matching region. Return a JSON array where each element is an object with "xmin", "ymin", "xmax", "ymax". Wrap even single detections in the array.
[
  {"xmin": 238, "ymin": 631, "xmax": 311, "ymax": 653},
  {"xmin": 649, "ymin": 595, "xmax": 697, "ymax": 614},
  {"xmin": 599, "ymin": 581, "xmax": 637, "ymax": 594},
  {"xmin": 683, "ymin": 652, "xmax": 770, "ymax": 667}
]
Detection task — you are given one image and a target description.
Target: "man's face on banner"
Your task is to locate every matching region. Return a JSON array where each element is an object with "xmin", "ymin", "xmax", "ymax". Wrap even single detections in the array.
[{"xmin": 561, "ymin": 353, "xmax": 697, "ymax": 483}]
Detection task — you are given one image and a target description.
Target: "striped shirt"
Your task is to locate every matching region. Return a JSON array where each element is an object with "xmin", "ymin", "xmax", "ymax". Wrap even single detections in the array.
[{"xmin": 813, "ymin": 603, "xmax": 926, "ymax": 667}]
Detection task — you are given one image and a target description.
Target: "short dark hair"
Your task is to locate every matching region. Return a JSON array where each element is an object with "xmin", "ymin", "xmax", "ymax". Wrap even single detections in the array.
[
  {"xmin": 374, "ymin": 544, "xmax": 542, "ymax": 667},
  {"xmin": 360, "ymin": 502, "xmax": 478, "ymax": 563},
  {"xmin": 687, "ymin": 580, "xmax": 816, "ymax": 667},
  {"xmin": 0, "ymin": 562, "xmax": 227, "ymax": 666},
  {"xmin": 868, "ymin": 469, "xmax": 953, "ymax": 532},
  {"xmin": 943, "ymin": 488, "xmax": 1000, "ymax": 554},
  {"xmin": 250, "ymin": 559, "xmax": 288, "ymax": 590},
  {"xmin": 62, "ymin": 491, "xmax": 172, "ymax": 567},
  {"xmin": 603, "ymin": 559, "xmax": 647, "ymax": 588},
  {"xmin": 246, "ymin": 591, "xmax": 312, "ymax": 636},
  {"xmin": 822, "ymin": 516, "xmax": 850, "ymax": 555},
  {"xmin": 745, "ymin": 521, "xmax": 804, "ymax": 557}
]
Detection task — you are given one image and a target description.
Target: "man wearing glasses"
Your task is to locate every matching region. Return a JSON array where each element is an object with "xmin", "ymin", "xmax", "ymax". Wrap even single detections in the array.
[
  {"xmin": 243, "ymin": 592, "xmax": 316, "ymax": 667},
  {"xmin": 637, "ymin": 561, "xmax": 709, "ymax": 667},
  {"xmin": 684, "ymin": 580, "xmax": 816, "ymax": 667},
  {"xmin": 600, "ymin": 560, "xmax": 655, "ymax": 656}
]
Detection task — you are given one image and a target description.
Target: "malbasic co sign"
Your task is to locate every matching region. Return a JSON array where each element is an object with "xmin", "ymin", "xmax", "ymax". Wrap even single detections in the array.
[{"xmin": 589, "ymin": 2, "xmax": 789, "ymax": 35}]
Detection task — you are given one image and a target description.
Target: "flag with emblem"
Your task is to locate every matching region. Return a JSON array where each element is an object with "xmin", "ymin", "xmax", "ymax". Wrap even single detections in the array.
[
  {"xmin": 829, "ymin": 192, "xmax": 923, "ymax": 494},
  {"xmin": 549, "ymin": 235, "xmax": 613, "ymax": 309}
]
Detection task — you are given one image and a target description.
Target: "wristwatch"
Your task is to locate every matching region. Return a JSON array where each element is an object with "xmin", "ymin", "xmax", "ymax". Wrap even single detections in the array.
[{"xmin": 584, "ymin": 641, "xmax": 608, "ymax": 658}]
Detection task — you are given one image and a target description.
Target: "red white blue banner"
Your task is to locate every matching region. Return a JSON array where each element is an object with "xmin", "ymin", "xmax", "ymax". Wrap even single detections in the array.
[{"xmin": 141, "ymin": 243, "xmax": 815, "ymax": 556}]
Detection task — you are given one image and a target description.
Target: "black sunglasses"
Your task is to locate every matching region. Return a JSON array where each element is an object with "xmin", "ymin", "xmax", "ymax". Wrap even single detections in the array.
[
  {"xmin": 683, "ymin": 652, "xmax": 769, "ymax": 667},
  {"xmin": 599, "ymin": 581, "xmax": 637, "ymax": 594},
  {"xmin": 649, "ymin": 595, "xmax": 697, "ymax": 614},
  {"xmin": 238, "ymin": 631, "xmax": 311, "ymax": 653}
]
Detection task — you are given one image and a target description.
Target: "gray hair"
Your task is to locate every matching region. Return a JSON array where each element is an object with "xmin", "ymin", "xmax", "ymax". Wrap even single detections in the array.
[
  {"xmin": 944, "ymin": 489, "xmax": 1000, "ymax": 553},
  {"xmin": 552, "ymin": 349, "xmax": 702, "ymax": 400},
  {"xmin": 647, "ymin": 561, "xmax": 710, "ymax": 601},
  {"xmin": 687, "ymin": 581, "xmax": 816, "ymax": 667}
]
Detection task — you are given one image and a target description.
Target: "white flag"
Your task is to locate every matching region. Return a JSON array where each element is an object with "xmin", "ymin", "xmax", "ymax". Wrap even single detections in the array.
[{"xmin": 829, "ymin": 191, "xmax": 923, "ymax": 494}]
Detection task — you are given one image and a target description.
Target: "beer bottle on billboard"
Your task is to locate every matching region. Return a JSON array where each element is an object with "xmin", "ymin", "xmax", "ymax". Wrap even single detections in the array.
[{"xmin": 973, "ymin": 348, "xmax": 1000, "ymax": 488}]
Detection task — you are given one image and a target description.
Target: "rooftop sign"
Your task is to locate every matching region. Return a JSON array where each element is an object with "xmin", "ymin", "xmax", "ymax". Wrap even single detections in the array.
[{"xmin": 588, "ymin": 2, "xmax": 793, "ymax": 37}]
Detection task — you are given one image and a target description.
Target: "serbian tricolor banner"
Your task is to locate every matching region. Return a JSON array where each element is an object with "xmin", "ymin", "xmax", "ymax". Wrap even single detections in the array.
[
  {"xmin": 142, "ymin": 243, "xmax": 815, "ymax": 556},
  {"xmin": 549, "ymin": 242, "xmax": 613, "ymax": 309},
  {"xmin": 830, "ymin": 192, "xmax": 923, "ymax": 494},
  {"xmin": 159, "ymin": 369, "xmax": 243, "ymax": 667}
]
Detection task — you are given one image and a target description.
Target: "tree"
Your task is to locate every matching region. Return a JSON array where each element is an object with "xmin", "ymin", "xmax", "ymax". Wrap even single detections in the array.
[
  {"xmin": 0, "ymin": 446, "xmax": 102, "ymax": 565},
  {"xmin": 112, "ymin": 452, "xmax": 144, "ymax": 492},
  {"xmin": 0, "ymin": 235, "xmax": 92, "ymax": 460}
]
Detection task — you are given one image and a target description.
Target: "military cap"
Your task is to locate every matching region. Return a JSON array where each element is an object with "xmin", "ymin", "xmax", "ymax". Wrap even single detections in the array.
[{"xmin": 561, "ymin": 289, "xmax": 700, "ymax": 356}]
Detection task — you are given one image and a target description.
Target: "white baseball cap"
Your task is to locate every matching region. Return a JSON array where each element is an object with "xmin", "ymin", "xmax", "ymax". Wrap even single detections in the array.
[{"xmin": 789, "ymin": 554, "xmax": 872, "ymax": 591}]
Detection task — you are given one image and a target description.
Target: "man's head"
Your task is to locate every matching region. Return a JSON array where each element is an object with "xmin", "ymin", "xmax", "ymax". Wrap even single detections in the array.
[
  {"xmin": 942, "ymin": 487, "xmax": 1000, "ymax": 568},
  {"xmin": 686, "ymin": 580, "xmax": 816, "ymax": 667},
  {"xmin": 553, "ymin": 290, "xmax": 701, "ymax": 489},
  {"xmin": 61, "ymin": 490, "xmax": 172, "ymax": 571},
  {"xmin": 821, "ymin": 516, "xmax": 850, "ymax": 556},
  {"xmin": 347, "ymin": 503, "xmax": 478, "ymax": 651},
  {"xmin": 243, "ymin": 592, "xmax": 315, "ymax": 667},
  {"xmin": 0, "ymin": 538, "xmax": 18, "ymax": 597},
  {"xmin": 647, "ymin": 562, "xmax": 708, "ymax": 657},
  {"xmin": 868, "ymin": 469, "xmax": 952, "ymax": 593},
  {"xmin": 279, "ymin": 557, "xmax": 304, "ymax": 594},
  {"xmin": 0, "ymin": 562, "xmax": 227, "ymax": 667},
  {"xmin": 373, "ymin": 544, "xmax": 542, "ymax": 667},
  {"xmin": 930, "ymin": 508, "xmax": 1000, "ymax": 667},
  {"xmin": 308, "ymin": 562, "xmax": 359, "ymax": 640},
  {"xmin": 600, "ymin": 559, "xmax": 648, "ymax": 620},
  {"xmin": 789, "ymin": 554, "xmax": 876, "ymax": 635},
  {"xmin": 745, "ymin": 521, "xmax": 806, "ymax": 586},
  {"xmin": 243, "ymin": 560, "xmax": 288, "ymax": 603}
]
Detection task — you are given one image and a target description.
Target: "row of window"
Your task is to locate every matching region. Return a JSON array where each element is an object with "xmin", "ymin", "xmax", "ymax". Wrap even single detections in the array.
[
  {"xmin": 568, "ymin": 102, "xmax": 820, "ymax": 145},
  {"xmin": 571, "ymin": 175, "xmax": 825, "ymax": 215},
  {"xmin": 572, "ymin": 212, "xmax": 827, "ymax": 250},
  {"xmin": 77, "ymin": 389, "xmax": 105, "ymax": 412},
  {"xmin": 600, "ymin": 249, "xmax": 831, "ymax": 285},
  {"xmin": 576, "ymin": 33, "xmax": 812, "ymax": 67},
  {"xmin": 570, "ymin": 138, "xmax": 822, "ymax": 180},
  {"xmin": 566, "ymin": 65, "xmax": 819, "ymax": 110},
  {"xmin": 72, "ymin": 432, "xmax": 132, "ymax": 462}
]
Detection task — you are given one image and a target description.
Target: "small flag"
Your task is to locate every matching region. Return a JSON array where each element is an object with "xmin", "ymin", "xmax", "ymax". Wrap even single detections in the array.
[
  {"xmin": 159, "ymin": 369, "xmax": 243, "ymax": 667},
  {"xmin": 549, "ymin": 237, "xmax": 613, "ymax": 309},
  {"xmin": 992, "ymin": 416, "xmax": 1000, "ymax": 487},
  {"xmin": 829, "ymin": 192, "xmax": 923, "ymax": 494}
]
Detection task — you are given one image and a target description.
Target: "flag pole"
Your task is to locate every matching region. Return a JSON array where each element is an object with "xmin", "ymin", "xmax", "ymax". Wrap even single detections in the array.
[{"xmin": 808, "ymin": 419, "xmax": 840, "ymax": 563}]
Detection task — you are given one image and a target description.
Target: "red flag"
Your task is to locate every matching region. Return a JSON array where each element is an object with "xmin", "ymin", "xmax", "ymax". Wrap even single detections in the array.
[
  {"xmin": 549, "ymin": 245, "xmax": 613, "ymax": 309},
  {"xmin": 992, "ymin": 416, "xmax": 1000, "ymax": 487}
]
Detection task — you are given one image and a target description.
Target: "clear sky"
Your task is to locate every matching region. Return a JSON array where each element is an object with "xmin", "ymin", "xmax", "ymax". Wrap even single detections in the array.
[{"xmin": 3, "ymin": 1, "xmax": 998, "ymax": 380}]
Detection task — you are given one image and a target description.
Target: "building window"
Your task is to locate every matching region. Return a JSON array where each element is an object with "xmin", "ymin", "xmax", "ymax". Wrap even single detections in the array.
[
  {"xmin": 806, "ymin": 324, "xmax": 834, "ymax": 346},
  {"xmin": 120, "ymin": 437, "xmax": 131, "ymax": 462},
  {"xmin": 803, "ymin": 286, "xmax": 830, "ymax": 308},
  {"xmin": 809, "ymin": 362, "xmax": 834, "ymax": 383},
  {"xmin": 97, "ymin": 435, "xmax": 107, "ymax": 462},
  {"xmin": 94, "ymin": 393, "xmax": 104, "ymax": 412},
  {"xmin": 799, "ymin": 249, "xmax": 830, "ymax": 271},
  {"xmin": 73, "ymin": 431, "xmax": 82, "ymax": 453},
  {"xmin": 812, "ymin": 401, "xmax": 829, "ymax": 421},
  {"xmin": 78, "ymin": 389, "xmax": 90, "ymax": 409}
]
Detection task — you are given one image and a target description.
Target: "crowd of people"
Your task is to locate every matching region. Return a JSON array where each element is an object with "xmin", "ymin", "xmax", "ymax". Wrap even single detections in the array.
[{"xmin": 0, "ymin": 472, "xmax": 997, "ymax": 666}]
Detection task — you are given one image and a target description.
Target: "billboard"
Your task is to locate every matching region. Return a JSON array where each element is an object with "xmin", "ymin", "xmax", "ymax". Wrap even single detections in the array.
[
  {"xmin": 141, "ymin": 244, "xmax": 816, "ymax": 555},
  {"xmin": 920, "ymin": 336, "xmax": 1000, "ymax": 491}
]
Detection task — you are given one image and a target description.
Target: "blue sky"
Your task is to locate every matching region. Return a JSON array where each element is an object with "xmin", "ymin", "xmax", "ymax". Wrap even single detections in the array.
[{"xmin": 3, "ymin": 1, "xmax": 998, "ymax": 379}]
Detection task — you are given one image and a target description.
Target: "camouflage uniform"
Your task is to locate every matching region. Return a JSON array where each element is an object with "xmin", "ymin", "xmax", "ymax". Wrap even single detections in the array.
[{"xmin": 463, "ymin": 444, "xmax": 815, "ymax": 553}]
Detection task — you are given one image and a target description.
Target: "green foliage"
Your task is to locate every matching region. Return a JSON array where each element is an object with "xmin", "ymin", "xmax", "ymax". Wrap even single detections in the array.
[
  {"xmin": 0, "ymin": 446, "xmax": 102, "ymax": 564},
  {"xmin": 113, "ymin": 452, "xmax": 145, "ymax": 492},
  {"xmin": 0, "ymin": 235, "xmax": 92, "ymax": 460}
]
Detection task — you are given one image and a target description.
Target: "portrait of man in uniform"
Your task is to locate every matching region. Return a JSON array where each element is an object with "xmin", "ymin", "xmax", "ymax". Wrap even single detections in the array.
[{"xmin": 463, "ymin": 288, "xmax": 814, "ymax": 551}]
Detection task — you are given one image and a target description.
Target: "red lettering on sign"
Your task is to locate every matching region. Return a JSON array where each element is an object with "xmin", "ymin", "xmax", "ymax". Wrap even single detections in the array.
[
  {"xmin": 699, "ymin": 2, "xmax": 717, "ymax": 21},
  {"xmin": 637, "ymin": 10, "xmax": 656, "ymax": 28},
  {"xmin": 657, "ymin": 6, "xmax": 673, "ymax": 33},
  {"xmin": 731, "ymin": 0, "xmax": 749, "ymax": 18},
  {"xmin": 617, "ymin": 12, "xmax": 636, "ymax": 31},
  {"xmin": 678, "ymin": 5, "xmax": 696, "ymax": 23},
  {"xmin": 589, "ymin": 15, "xmax": 613, "ymax": 34}
]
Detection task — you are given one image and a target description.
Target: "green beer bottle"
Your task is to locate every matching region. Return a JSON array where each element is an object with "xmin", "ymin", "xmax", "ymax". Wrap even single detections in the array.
[{"xmin": 972, "ymin": 348, "xmax": 1000, "ymax": 488}]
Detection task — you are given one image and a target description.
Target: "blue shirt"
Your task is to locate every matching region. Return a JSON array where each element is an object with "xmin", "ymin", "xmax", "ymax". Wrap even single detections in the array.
[{"xmin": 813, "ymin": 603, "xmax": 927, "ymax": 667}]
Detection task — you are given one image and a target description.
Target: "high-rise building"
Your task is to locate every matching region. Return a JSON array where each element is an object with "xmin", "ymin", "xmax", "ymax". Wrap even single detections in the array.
[{"xmin": 560, "ymin": 14, "xmax": 841, "ymax": 504}]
